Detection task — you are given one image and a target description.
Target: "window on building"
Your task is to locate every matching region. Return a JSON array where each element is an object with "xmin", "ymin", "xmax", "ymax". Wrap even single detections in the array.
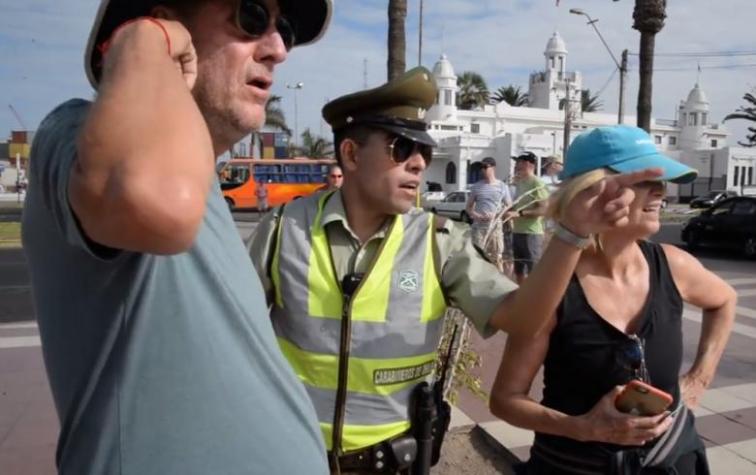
[
  {"xmin": 559, "ymin": 57, "xmax": 564, "ymax": 71},
  {"xmin": 688, "ymin": 113, "xmax": 696, "ymax": 126},
  {"xmin": 445, "ymin": 162, "xmax": 457, "ymax": 184},
  {"xmin": 669, "ymin": 136, "xmax": 677, "ymax": 145},
  {"xmin": 748, "ymin": 166, "xmax": 754, "ymax": 185},
  {"xmin": 471, "ymin": 123, "xmax": 480, "ymax": 134},
  {"xmin": 444, "ymin": 90, "xmax": 452, "ymax": 106},
  {"xmin": 654, "ymin": 135, "xmax": 662, "ymax": 145},
  {"xmin": 440, "ymin": 125, "xmax": 457, "ymax": 131},
  {"xmin": 711, "ymin": 139, "xmax": 718, "ymax": 148},
  {"xmin": 550, "ymin": 57, "xmax": 555, "ymax": 68},
  {"xmin": 734, "ymin": 166, "xmax": 740, "ymax": 187},
  {"xmin": 680, "ymin": 113, "xmax": 686, "ymax": 125},
  {"xmin": 702, "ymin": 113, "xmax": 708, "ymax": 125}
]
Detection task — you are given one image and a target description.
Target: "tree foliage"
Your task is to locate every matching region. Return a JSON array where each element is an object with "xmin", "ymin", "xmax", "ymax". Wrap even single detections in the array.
[
  {"xmin": 581, "ymin": 89, "xmax": 603, "ymax": 113},
  {"xmin": 724, "ymin": 91, "xmax": 756, "ymax": 147},
  {"xmin": 457, "ymin": 71, "xmax": 489, "ymax": 110},
  {"xmin": 294, "ymin": 128, "xmax": 334, "ymax": 158},
  {"xmin": 491, "ymin": 85, "xmax": 528, "ymax": 107}
]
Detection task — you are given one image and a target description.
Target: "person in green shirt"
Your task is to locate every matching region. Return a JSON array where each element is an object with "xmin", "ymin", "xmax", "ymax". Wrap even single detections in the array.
[
  {"xmin": 248, "ymin": 68, "xmax": 662, "ymax": 475},
  {"xmin": 506, "ymin": 152, "xmax": 550, "ymax": 284}
]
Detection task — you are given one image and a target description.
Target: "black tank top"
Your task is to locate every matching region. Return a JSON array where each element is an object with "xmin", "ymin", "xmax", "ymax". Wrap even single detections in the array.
[{"xmin": 535, "ymin": 240, "xmax": 684, "ymax": 459}]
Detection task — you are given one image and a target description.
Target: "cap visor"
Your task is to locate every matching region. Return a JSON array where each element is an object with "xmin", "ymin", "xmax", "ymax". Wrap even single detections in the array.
[
  {"xmin": 609, "ymin": 153, "xmax": 698, "ymax": 184},
  {"xmin": 374, "ymin": 124, "xmax": 437, "ymax": 147}
]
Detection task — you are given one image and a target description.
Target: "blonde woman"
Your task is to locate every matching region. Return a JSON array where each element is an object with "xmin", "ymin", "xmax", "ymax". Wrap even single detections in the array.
[{"xmin": 490, "ymin": 126, "xmax": 736, "ymax": 474}]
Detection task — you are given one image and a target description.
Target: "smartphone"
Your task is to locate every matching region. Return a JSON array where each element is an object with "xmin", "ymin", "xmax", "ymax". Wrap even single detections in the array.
[{"xmin": 615, "ymin": 380, "xmax": 673, "ymax": 416}]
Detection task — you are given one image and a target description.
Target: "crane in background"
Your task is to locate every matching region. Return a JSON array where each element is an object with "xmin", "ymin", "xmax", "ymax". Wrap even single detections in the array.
[{"xmin": 7, "ymin": 104, "xmax": 28, "ymax": 130}]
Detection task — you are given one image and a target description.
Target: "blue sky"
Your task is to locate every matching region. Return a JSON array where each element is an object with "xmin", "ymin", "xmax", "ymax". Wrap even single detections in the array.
[{"xmin": 1, "ymin": 0, "xmax": 755, "ymax": 145}]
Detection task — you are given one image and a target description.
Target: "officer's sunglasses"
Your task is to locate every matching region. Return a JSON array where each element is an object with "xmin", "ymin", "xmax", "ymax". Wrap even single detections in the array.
[
  {"xmin": 388, "ymin": 136, "xmax": 433, "ymax": 165},
  {"xmin": 236, "ymin": 0, "xmax": 296, "ymax": 51}
]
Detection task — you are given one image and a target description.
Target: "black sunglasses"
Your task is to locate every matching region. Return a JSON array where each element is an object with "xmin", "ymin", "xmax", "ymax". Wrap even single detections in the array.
[
  {"xmin": 237, "ymin": 0, "xmax": 296, "ymax": 51},
  {"xmin": 387, "ymin": 136, "xmax": 433, "ymax": 165},
  {"xmin": 617, "ymin": 334, "xmax": 650, "ymax": 383}
]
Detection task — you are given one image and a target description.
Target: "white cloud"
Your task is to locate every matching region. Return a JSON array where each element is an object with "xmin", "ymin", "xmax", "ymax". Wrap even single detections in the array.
[{"xmin": 1, "ymin": 0, "xmax": 755, "ymax": 145}]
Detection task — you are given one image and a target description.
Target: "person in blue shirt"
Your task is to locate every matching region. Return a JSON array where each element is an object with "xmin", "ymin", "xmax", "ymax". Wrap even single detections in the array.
[{"xmin": 22, "ymin": 1, "xmax": 333, "ymax": 473}]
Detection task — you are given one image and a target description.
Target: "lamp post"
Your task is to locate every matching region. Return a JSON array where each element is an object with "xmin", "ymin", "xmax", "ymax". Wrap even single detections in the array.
[
  {"xmin": 569, "ymin": 8, "xmax": 627, "ymax": 125},
  {"xmin": 286, "ymin": 82, "xmax": 304, "ymax": 147}
]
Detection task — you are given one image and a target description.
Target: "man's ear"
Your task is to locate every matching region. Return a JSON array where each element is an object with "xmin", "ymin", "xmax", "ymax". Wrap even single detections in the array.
[{"xmin": 340, "ymin": 139, "xmax": 360, "ymax": 172}]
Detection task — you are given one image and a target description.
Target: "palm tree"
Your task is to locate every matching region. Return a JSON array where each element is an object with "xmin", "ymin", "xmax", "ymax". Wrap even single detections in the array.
[
  {"xmin": 457, "ymin": 72, "xmax": 489, "ymax": 110},
  {"xmin": 251, "ymin": 95, "xmax": 290, "ymax": 158},
  {"xmin": 581, "ymin": 89, "xmax": 603, "ymax": 113},
  {"xmin": 491, "ymin": 85, "xmax": 528, "ymax": 107},
  {"xmin": 295, "ymin": 128, "xmax": 334, "ymax": 158},
  {"xmin": 724, "ymin": 91, "xmax": 756, "ymax": 147},
  {"xmin": 633, "ymin": 0, "xmax": 667, "ymax": 132},
  {"xmin": 387, "ymin": 0, "xmax": 407, "ymax": 81},
  {"xmin": 264, "ymin": 95, "xmax": 289, "ymax": 133}
]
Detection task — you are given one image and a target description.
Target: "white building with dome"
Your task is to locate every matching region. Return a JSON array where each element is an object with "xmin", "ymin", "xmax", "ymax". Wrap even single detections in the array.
[{"xmin": 423, "ymin": 33, "xmax": 756, "ymax": 201}]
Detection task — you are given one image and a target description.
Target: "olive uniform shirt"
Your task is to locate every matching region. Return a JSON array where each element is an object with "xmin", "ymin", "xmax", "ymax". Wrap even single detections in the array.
[{"xmin": 248, "ymin": 191, "xmax": 517, "ymax": 337}]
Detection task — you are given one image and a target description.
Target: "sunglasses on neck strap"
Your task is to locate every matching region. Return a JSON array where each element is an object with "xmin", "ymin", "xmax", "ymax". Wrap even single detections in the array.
[
  {"xmin": 236, "ymin": 0, "xmax": 296, "ymax": 50},
  {"xmin": 618, "ymin": 334, "xmax": 651, "ymax": 383}
]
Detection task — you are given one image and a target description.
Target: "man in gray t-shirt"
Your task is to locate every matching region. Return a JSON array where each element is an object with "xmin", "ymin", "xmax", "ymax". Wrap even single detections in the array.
[
  {"xmin": 467, "ymin": 157, "xmax": 512, "ymax": 273},
  {"xmin": 22, "ymin": 1, "xmax": 332, "ymax": 473}
]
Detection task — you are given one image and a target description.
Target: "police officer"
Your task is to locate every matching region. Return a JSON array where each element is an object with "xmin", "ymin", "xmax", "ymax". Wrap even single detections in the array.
[{"xmin": 248, "ymin": 67, "xmax": 661, "ymax": 474}]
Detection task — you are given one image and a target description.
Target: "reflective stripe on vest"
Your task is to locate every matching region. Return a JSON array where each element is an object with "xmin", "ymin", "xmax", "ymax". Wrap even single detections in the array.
[{"xmin": 271, "ymin": 192, "xmax": 447, "ymax": 452}]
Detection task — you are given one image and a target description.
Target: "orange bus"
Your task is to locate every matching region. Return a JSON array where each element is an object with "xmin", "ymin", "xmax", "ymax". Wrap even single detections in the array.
[{"xmin": 218, "ymin": 158, "xmax": 336, "ymax": 210}]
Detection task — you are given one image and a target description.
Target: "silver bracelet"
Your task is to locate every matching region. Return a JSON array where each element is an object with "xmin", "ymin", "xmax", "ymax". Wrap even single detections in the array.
[{"xmin": 554, "ymin": 223, "xmax": 592, "ymax": 249}]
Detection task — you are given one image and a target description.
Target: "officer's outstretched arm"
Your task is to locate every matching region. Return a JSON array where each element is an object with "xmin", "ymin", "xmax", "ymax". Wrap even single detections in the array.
[{"xmin": 489, "ymin": 168, "xmax": 663, "ymax": 337}]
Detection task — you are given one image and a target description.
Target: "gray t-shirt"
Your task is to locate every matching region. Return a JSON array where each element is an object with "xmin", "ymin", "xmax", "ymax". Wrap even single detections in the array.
[
  {"xmin": 22, "ymin": 99, "xmax": 328, "ymax": 475},
  {"xmin": 469, "ymin": 179, "xmax": 512, "ymax": 228}
]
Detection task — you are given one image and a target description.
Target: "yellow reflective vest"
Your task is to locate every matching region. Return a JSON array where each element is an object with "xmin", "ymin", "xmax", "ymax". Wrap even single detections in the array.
[{"xmin": 271, "ymin": 192, "xmax": 447, "ymax": 453}]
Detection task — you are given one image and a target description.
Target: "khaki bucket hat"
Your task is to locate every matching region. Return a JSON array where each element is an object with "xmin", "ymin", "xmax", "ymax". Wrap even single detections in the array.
[{"xmin": 84, "ymin": 0, "xmax": 333, "ymax": 88}]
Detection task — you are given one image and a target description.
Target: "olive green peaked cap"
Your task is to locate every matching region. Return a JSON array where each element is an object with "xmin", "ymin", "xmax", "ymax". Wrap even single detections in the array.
[{"xmin": 322, "ymin": 67, "xmax": 438, "ymax": 146}]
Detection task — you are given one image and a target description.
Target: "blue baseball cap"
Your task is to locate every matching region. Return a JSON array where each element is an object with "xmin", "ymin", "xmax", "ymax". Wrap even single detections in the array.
[{"xmin": 561, "ymin": 125, "xmax": 698, "ymax": 184}]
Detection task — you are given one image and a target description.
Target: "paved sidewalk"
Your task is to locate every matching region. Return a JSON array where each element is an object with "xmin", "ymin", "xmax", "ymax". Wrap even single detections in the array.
[{"xmin": 0, "ymin": 323, "xmax": 57, "ymax": 475}]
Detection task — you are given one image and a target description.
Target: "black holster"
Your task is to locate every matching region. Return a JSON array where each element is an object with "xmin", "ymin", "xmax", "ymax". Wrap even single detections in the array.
[{"xmin": 410, "ymin": 381, "xmax": 452, "ymax": 475}]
